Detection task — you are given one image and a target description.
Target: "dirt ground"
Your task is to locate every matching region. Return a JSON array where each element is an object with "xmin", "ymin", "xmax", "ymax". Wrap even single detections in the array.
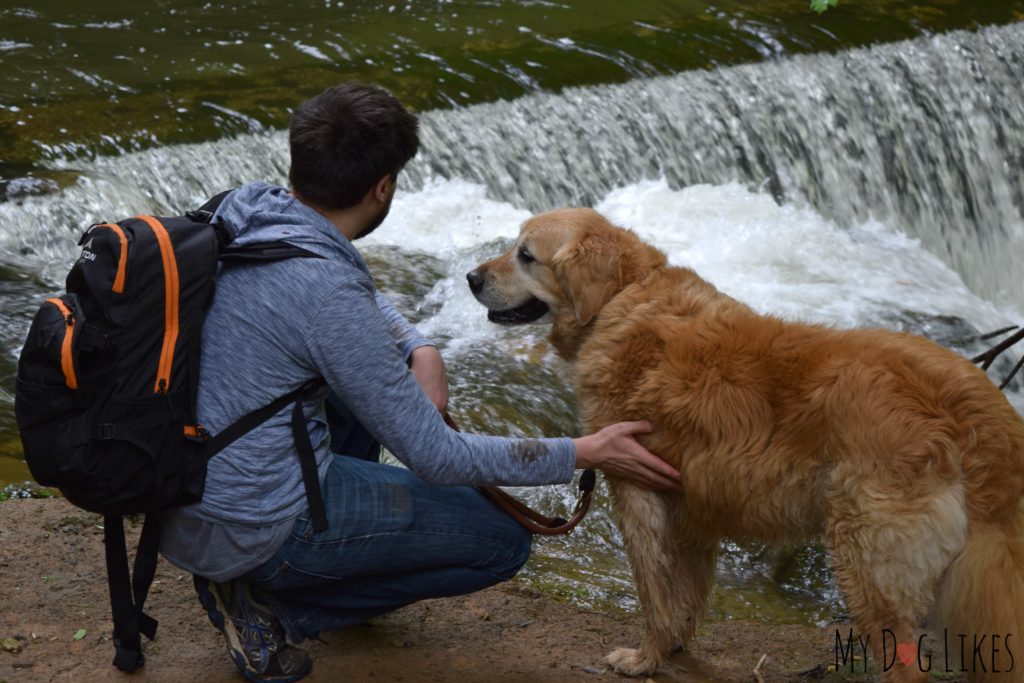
[{"xmin": 1, "ymin": 498, "xmax": 852, "ymax": 683}]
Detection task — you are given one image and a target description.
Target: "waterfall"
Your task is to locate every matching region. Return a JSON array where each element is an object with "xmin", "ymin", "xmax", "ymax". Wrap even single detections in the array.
[
  {"xmin": 408, "ymin": 22, "xmax": 1024, "ymax": 307},
  {"xmin": 2, "ymin": 22, "xmax": 1021, "ymax": 309}
]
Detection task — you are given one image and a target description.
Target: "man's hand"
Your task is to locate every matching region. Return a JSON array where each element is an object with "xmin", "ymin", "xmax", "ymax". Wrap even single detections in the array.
[
  {"xmin": 410, "ymin": 345, "xmax": 449, "ymax": 413},
  {"xmin": 573, "ymin": 421, "xmax": 681, "ymax": 491}
]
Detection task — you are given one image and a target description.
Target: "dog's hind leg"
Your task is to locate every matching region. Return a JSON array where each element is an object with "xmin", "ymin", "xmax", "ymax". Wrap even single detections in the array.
[
  {"xmin": 605, "ymin": 482, "xmax": 716, "ymax": 676},
  {"xmin": 825, "ymin": 474, "xmax": 967, "ymax": 683}
]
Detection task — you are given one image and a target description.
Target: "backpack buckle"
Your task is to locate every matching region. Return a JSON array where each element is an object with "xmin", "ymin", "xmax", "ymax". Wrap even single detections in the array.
[
  {"xmin": 184, "ymin": 424, "xmax": 209, "ymax": 442},
  {"xmin": 96, "ymin": 423, "xmax": 116, "ymax": 440},
  {"xmin": 184, "ymin": 209, "xmax": 215, "ymax": 224}
]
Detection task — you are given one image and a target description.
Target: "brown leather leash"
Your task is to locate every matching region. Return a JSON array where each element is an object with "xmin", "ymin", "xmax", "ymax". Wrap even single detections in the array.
[{"xmin": 442, "ymin": 412, "xmax": 596, "ymax": 535}]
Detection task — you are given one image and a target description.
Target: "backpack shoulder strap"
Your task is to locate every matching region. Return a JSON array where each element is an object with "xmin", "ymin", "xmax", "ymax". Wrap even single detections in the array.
[
  {"xmin": 203, "ymin": 379, "xmax": 330, "ymax": 532},
  {"xmin": 187, "ymin": 189, "xmax": 329, "ymax": 530},
  {"xmin": 181, "ymin": 189, "xmax": 235, "ymax": 248},
  {"xmin": 202, "ymin": 379, "xmax": 324, "ymax": 459},
  {"xmin": 219, "ymin": 241, "xmax": 325, "ymax": 263},
  {"xmin": 184, "ymin": 189, "xmax": 234, "ymax": 226},
  {"xmin": 291, "ymin": 396, "xmax": 328, "ymax": 532},
  {"xmin": 105, "ymin": 514, "xmax": 161, "ymax": 673}
]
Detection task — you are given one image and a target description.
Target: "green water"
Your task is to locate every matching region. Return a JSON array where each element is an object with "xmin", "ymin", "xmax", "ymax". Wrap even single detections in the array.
[{"xmin": 2, "ymin": 0, "xmax": 1023, "ymax": 176}]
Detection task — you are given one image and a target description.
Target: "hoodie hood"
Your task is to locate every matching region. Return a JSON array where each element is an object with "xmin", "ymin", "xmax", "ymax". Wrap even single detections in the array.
[{"xmin": 213, "ymin": 182, "xmax": 372, "ymax": 278}]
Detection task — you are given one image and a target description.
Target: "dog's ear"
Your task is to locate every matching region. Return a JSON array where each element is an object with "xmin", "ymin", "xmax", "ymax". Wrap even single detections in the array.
[{"xmin": 552, "ymin": 233, "xmax": 622, "ymax": 326}]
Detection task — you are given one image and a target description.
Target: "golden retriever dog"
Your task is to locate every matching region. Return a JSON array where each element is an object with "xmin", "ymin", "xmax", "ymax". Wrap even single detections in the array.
[{"xmin": 467, "ymin": 208, "xmax": 1024, "ymax": 682}]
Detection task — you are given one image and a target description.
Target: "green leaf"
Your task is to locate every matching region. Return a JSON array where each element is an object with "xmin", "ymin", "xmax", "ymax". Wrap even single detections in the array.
[
  {"xmin": 810, "ymin": 0, "xmax": 839, "ymax": 13},
  {"xmin": 73, "ymin": 629, "xmax": 87, "ymax": 641}
]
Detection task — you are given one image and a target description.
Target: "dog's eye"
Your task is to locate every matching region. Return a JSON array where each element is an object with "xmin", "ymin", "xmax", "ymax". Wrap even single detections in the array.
[{"xmin": 517, "ymin": 247, "xmax": 535, "ymax": 264}]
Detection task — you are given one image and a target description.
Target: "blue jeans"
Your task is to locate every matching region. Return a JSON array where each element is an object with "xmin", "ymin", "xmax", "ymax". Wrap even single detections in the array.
[{"xmin": 237, "ymin": 454, "xmax": 533, "ymax": 642}]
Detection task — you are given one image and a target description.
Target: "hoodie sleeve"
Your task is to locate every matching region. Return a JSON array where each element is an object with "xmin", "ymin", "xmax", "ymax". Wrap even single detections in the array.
[
  {"xmin": 306, "ymin": 275, "xmax": 576, "ymax": 486},
  {"xmin": 375, "ymin": 291, "xmax": 434, "ymax": 360}
]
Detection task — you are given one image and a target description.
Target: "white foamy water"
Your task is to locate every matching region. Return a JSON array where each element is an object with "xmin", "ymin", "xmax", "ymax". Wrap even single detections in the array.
[
  {"xmin": 4, "ymin": 171, "xmax": 1018, "ymax": 397},
  {"xmin": 367, "ymin": 176, "xmax": 1019, "ymax": 358},
  {"xmin": 594, "ymin": 179, "xmax": 1017, "ymax": 331}
]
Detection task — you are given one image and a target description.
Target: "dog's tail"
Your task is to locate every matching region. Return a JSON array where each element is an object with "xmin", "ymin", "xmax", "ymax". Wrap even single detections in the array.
[{"xmin": 931, "ymin": 500, "xmax": 1024, "ymax": 681}]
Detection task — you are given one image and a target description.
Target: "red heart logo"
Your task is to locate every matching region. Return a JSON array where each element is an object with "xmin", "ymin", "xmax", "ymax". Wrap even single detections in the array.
[{"xmin": 896, "ymin": 643, "xmax": 917, "ymax": 667}]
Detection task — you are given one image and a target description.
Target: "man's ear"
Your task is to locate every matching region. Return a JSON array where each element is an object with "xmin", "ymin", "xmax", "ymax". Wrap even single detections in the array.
[
  {"xmin": 371, "ymin": 174, "xmax": 393, "ymax": 203},
  {"xmin": 552, "ymin": 233, "xmax": 621, "ymax": 326}
]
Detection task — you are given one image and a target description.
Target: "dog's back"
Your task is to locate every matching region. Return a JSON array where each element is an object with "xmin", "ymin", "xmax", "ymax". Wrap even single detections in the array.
[{"xmin": 577, "ymin": 262, "xmax": 1024, "ymax": 527}]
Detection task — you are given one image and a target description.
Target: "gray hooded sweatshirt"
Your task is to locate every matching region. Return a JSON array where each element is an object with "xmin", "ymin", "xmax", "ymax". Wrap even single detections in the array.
[{"xmin": 159, "ymin": 182, "xmax": 574, "ymax": 581}]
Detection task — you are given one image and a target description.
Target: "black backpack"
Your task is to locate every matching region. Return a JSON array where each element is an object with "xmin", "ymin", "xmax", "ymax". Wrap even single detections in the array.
[{"xmin": 14, "ymin": 192, "xmax": 330, "ymax": 673}]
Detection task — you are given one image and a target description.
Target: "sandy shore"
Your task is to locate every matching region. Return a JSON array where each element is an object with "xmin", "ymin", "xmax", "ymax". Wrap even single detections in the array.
[{"xmin": 0, "ymin": 498, "xmax": 858, "ymax": 682}]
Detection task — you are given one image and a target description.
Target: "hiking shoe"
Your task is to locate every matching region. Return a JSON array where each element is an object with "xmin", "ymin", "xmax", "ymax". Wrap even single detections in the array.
[{"xmin": 194, "ymin": 576, "xmax": 312, "ymax": 683}]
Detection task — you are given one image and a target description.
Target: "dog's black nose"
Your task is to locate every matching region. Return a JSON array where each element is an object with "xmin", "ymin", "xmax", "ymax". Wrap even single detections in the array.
[{"xmin": 466, "ymin": 269, "xmax": 485, "ymax": 293}]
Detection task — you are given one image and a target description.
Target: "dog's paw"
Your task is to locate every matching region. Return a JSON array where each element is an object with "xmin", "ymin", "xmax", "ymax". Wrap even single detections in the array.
[{"xmin": 605, "ymin": 647, "xmax": 658, "ymax": 677}]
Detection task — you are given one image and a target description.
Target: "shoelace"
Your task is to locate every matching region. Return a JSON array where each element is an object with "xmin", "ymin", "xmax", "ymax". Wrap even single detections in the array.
[{"xmin": 232, "ymin": 589, "xmax": 285, "ymax": 671}]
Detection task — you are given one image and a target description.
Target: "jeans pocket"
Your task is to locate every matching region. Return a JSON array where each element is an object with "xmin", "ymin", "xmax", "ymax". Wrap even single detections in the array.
[{"xmin": 290, "ymin": 516, "xmax": 314, "ymax": 542}]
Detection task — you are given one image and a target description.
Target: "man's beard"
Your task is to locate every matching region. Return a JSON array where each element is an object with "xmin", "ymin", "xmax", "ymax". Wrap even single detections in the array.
[{"xmin": 353, "ymin": 193, "xmax": 393, "ymax": 240}]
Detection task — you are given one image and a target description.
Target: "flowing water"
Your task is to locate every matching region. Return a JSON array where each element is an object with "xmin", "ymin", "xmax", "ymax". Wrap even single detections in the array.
[{"xmin": 2, "ymin": 1, "xmax": 1024, "ymax": 625}]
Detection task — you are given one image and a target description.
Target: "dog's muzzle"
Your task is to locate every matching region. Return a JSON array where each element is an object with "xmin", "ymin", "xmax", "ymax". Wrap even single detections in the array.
[{"xmin": 466, "ymin": 268, "xmax": 550, "ymax": 324}]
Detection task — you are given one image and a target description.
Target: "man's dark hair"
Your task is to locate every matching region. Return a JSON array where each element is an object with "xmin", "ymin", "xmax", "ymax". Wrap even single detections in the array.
[{"xmin": 288, "ymin": 82, "xmax": 420, "ymax": 210}]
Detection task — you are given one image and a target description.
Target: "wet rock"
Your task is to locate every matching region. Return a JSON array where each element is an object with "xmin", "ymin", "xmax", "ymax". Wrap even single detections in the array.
[{"xmin": 0, "ymin": 175, "xmax": 59, "ymax": 201}]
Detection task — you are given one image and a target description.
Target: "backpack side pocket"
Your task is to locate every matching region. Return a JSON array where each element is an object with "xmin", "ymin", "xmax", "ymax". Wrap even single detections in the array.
[{"xmin": 15, "ymin": 294, "xmax": 88, "ymax": 486}]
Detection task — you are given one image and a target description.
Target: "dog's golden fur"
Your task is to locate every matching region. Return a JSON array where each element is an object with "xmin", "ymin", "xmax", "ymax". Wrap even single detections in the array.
[{"xmin": 470, "ymin": 208, "xmax": 1024, "ymax": 682}]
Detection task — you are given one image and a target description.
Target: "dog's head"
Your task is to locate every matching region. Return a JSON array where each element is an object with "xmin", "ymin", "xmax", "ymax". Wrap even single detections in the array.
[{"xmin": 467, "ymin": 208, "xmax": 666, "ymax": 358}]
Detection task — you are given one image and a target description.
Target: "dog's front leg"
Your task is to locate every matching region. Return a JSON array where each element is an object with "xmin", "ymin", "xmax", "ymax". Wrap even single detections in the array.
[{"xmin": 605, "ymin": 482, "xmax": 716, "ymax": 676}]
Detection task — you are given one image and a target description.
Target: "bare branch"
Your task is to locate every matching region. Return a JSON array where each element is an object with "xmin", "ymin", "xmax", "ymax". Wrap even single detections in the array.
[{"xmin": 971, "ymin": 326, "xmax": 1024, "ymax": 369}]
